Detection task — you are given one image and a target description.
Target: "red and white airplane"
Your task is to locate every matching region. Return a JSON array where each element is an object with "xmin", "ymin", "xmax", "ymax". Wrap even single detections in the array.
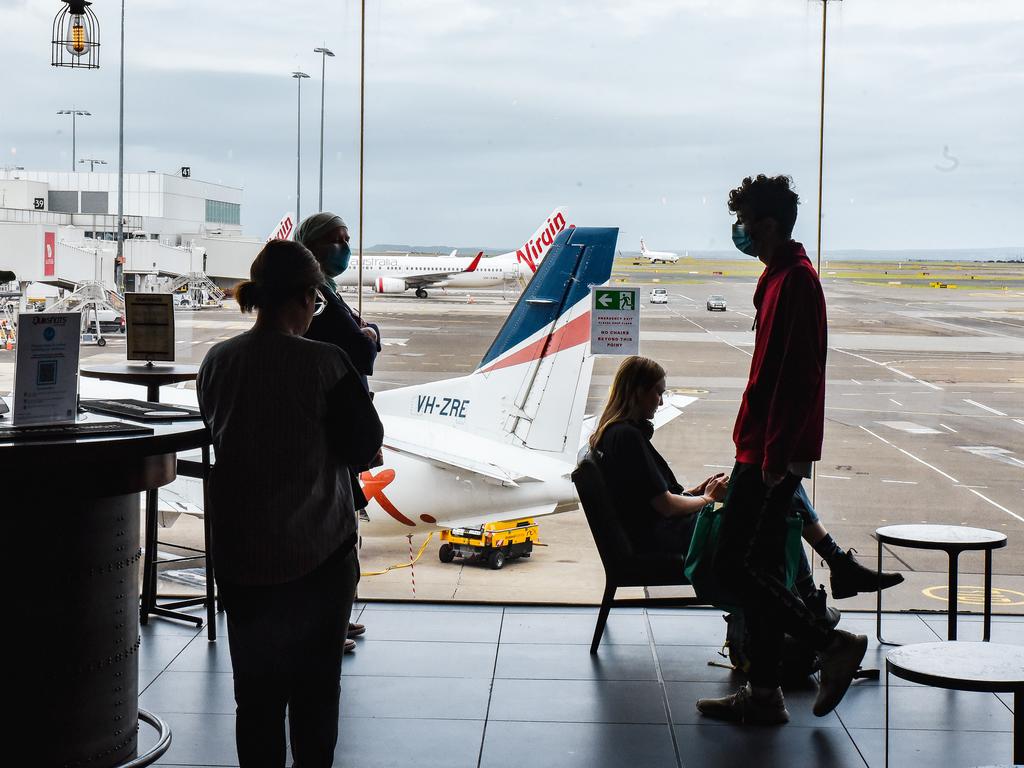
[
  {"xmin": 638, "ymin": 237, "xmax": 679, "ymax": 264},
  {"xmin": 337, "ymin": 207, "xmax": 571, "ymax": 298}
]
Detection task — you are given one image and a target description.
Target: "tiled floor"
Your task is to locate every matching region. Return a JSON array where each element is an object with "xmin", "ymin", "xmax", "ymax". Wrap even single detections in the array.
[{"xmin": 138, "ymin": 605, "xmax": 1023, "ymax": 767}]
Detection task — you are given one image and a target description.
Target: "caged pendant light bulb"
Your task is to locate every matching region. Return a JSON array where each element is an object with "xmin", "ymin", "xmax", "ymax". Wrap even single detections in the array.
[
  {"xmin": 66, "ymin": 13, "xmax": 89, "ymax": 55},
  {"xmin": 52, "ymin": 0, "xmax": 100, "ymax": 69}
]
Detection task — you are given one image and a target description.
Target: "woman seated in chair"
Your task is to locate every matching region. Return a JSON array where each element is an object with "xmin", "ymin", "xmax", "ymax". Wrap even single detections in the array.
[{"xmin": 589, "ymin": 356, "xmax": 902, "ymax": 610}]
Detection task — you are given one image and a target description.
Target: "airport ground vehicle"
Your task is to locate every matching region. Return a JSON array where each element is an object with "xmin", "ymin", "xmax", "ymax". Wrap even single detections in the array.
[
  {"xmin": 438, "ymin": 518, "xmax": 539, "ymax": 569},
  {"xmin": 706, "ymin": 294, "xmax": 727, "ymax": 311},
  {"xmin": 650, "ymin": 287, "xmax": 668, "ymax": 304}
]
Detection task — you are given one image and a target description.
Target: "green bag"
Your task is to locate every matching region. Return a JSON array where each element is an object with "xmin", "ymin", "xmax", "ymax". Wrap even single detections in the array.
[{"xmin": 683, "ymin": 503, "xmax": 804, "ymax": 614}]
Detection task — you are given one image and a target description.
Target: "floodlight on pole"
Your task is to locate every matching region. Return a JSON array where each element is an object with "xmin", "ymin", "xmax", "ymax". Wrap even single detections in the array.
[
  {"xmin": 79, "ymin": 158, "xmax": 107, "ymax": 172},
  {"xmin": 313, "ymin": 46, "xmax": 334, "ymax": 213},
  {"xmin": 57, "ymin": 108, "xmax": 90, "ymax": 171},
  {"xmin": 292, "ymin": 71, "xmax": 310, "ymax": 226}
]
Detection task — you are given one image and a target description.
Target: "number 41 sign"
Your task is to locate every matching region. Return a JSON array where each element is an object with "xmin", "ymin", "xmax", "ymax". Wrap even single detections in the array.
[{"xmin": 590, "ymin": 287, "xmax": 640, "ymax": 356}]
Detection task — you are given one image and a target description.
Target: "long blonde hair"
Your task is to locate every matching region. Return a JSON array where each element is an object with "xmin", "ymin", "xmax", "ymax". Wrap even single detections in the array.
[{"xmin": 589, "ymin": 356, "xmax": 665, "ymax": 450}]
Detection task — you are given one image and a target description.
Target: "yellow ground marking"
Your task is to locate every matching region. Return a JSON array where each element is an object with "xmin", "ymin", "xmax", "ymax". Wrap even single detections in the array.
[{"xmin": 922, "ymin": 585, "xmax": 1024, "ymax": 607}]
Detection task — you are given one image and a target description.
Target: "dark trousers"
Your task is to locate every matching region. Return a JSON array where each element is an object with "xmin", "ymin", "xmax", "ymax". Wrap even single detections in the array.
[
  {"xmin": 713, "ymin": 462, "xmax": 833, "ymax": 688},
  {"xmin": 219, "ymin": 545, "xmax": 360, "ymax": 768}
]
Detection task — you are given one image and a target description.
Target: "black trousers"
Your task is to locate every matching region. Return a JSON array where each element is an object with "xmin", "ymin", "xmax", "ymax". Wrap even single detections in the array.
[
  {"xmin": 219, "ymin": 544, "xmax": 360, "ymax": 768},
  {"xmin": 712, "ymin": 462, "xmax": 833, "ymax": 688}
]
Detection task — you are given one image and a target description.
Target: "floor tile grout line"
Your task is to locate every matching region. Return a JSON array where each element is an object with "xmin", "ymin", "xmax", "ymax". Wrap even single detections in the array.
[
  {"xmin": 139, "ymin": 633, "xmax": 202, "ymax": 695},
  {"xmin": 644, "ymin": 608, "xmax": 685, "ymax": 768},
  {"xmin": 476, "ymin": 606, "xmax": 505, "ymax": 768},
  {"xmin": 833, "ymin": 686, "xmax": 873, "ymax": 768}
]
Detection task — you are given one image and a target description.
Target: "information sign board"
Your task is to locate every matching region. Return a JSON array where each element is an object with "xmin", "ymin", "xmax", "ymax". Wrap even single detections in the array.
[
  {"xmin": 12, "ymin": 312, "xmax": 81, "ymax": 426},
  {"xmin": 590, "ymin": 286, "xmax": 640, "ymax": 356},
  {"xmin": 126, "ymin": 293, "xmax": 175, "ymax": 362}
]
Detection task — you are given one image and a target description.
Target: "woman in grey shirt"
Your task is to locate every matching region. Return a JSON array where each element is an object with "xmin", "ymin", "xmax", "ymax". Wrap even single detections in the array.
[{"xmin": 197, "ymin": 239, "xmax": 383, "ymax": 768}]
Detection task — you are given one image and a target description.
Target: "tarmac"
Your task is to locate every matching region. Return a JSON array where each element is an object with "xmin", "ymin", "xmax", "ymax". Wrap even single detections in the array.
[{"xmin": 2, "ymin": 257, "xmax": 1022, "ymax": 616}]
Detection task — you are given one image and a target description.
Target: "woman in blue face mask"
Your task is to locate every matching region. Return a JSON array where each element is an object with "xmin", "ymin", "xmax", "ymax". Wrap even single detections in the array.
[{"xmin": 295, "ymin": 211, "xmax": 383, "ymax": 654}]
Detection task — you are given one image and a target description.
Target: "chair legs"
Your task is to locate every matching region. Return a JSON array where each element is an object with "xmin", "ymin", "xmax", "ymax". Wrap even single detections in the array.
[{"xmin": 591, "ymin": 582, "xmax": 615, "ymax": 654}]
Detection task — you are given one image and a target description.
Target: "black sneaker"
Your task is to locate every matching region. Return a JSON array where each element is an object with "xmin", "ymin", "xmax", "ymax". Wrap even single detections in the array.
[
  {"xmin": 697, "ymin": 683, "xmax": 790, "ymax": 725},
  {"xmin": 829, "ymin": 549, "xmax": 904, "ymax": 600}
]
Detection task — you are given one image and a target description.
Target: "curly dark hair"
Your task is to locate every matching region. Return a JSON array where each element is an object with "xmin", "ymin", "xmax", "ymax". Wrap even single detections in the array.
[{"xmin": 727, "ymin": 174, "xmax": 800, "ymax": 238}]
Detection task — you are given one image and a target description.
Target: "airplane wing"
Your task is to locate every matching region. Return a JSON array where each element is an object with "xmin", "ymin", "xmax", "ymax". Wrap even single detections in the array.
[
  {"xmin": 443, "ymin": 503, "xmax": 558, "ymax": 531},
  {"xmin": 396, "ymin": 251, "xmax": 484, "ymax": 289},
  {"xmin": 576, "ymin": 395, "xmax": 697, "ymax": 457},
  {"xmin": 383, "ymin": 432, "xmax": 543, "ymax": 486}
]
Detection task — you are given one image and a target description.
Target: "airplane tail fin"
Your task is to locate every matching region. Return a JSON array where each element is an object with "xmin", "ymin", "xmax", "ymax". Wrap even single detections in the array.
[
  {"xmin": 639, "ymin": 237, "xmax": 648, "ymax": 255},
  {"xmin": 494, "ymin": 207, "xmax": 571, "ymax": 275},
  {"xmin": 267, "ymin": 213, "xmax": 296, "ymax": 242},
  {"xmin": 375, "ymin": 227, "xmax": 618, "ymax": 464}
]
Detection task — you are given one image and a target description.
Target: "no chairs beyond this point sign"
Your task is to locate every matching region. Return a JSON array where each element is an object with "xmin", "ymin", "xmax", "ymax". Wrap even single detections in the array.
[{"xmin": 591, "ymin": 287, "xmax": 640, "ymax": 356}]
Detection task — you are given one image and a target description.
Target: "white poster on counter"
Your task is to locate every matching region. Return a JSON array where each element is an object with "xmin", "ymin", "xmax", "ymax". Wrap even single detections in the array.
[{"xmin": 12, "ymin": 312, "xmax": 81, "ymax": 426}]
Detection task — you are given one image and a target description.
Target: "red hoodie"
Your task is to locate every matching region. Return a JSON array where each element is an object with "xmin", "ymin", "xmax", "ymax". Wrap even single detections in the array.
[{"xmin": 733, "ymin": 241, "xmax": 827, "ymax": 474}]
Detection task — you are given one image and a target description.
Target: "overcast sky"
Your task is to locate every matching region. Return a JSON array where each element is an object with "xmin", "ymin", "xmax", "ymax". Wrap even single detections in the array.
[{"xmin": 1, "ymin": 0, "xmax": 1021, "ymax": 252}]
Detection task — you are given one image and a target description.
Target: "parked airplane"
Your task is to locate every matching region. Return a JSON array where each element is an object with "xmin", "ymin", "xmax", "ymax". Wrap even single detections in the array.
[
  {"xmin": 336, "ymin": 207, "xmax": 571, "ymax": 298},
  {"xmin": 80, "ymin": 225, "xmax": 696, "ymax": 537},
  {"xmin": 356, "ymin": 225, "xmax": 692, "ymax": 537},
  {"xmin": 638, "ymin": 237, "xmax": 679, "ymax": 264}
]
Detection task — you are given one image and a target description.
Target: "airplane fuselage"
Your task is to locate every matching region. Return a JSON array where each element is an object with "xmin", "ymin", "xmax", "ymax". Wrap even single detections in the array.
[{"xmin": 335, "ymin": 255, "xmax": 516, "ymax": 291}]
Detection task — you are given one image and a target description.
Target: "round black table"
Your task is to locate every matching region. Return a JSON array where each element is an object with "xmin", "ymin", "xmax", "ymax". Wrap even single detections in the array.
[
  {"xmin": 80, "ymin": 362, "xmax": 200, "ymax": 403},
  {"xmin": 3, "ymin": 411, "xmax": 210, "ymax": 767},
  {"xmin": 885, "ymin": 642, "xmax": 1024, "ymax": 767},
  {"xmin": 874, "ymin": 524, "xmax": 1008, "ymax": 644},
  {"xmin": 80, "ymin": 362, "xmax": 204, "ymax": 630}
]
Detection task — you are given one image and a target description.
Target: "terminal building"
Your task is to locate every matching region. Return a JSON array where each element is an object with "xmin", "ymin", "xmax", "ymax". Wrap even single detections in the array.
[{"xmin": 0, "ymin": 168, "xmax": 262, "ymax": 296}]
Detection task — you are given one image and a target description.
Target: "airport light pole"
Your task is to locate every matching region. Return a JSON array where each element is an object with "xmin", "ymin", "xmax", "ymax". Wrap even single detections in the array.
[
  {"xmin": 57, "ymin": 108, "xmax": 90, "ymax": 170},
  {"xmin": 292, "ymin": 71, "xmax": 310, "ymax": 226},
  {"xmin": 313, "ymin": 47, "xmax": 334, "ymax": 213},
  {"xmin": 78, "ymin": 158, "xmax": 107, "ymax": 172}
]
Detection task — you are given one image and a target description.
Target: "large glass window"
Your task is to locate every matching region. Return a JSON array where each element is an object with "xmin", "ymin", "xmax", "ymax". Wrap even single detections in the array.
[{"xmin": 205, "ymin": 199, "xmax": 240, "ymax": 225}]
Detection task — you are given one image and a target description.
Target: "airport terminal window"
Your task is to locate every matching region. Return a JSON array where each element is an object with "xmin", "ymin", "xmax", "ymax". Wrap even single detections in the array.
[
  {"xmin": 80, "ymin": 191, "xmax": 108, "ymax": 215},
  {"xmin": 47, "ymin": 190, "xmax": 78, "ymax": 213},
  {"xmin": 205, "ymin": 199, "xmax": 240, "ymax": 226}
]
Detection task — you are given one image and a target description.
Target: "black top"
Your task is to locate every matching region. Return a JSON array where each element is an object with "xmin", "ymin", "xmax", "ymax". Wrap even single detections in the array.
[
  {"xmin": 304, "ymin": 287, "xmax": 380, "ymax": 390},
  {"xmin": 596, "ymin": 420, "xmax": 684, "ymax": 548}
]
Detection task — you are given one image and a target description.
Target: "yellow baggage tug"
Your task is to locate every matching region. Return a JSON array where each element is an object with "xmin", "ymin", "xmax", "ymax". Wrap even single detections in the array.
[{"xmin": 439, "ymin": 518, "xmax": 539, "ymax": 570}]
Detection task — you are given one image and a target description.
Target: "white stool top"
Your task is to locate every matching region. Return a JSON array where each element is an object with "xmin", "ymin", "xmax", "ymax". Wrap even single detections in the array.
[
  {"xmin": 887, "ymin": 642, "xmax": 1024, "ymax": 693},
  {"xmin": 875, "ymin": 524, "xmax": 1007, "ymax": 550}
]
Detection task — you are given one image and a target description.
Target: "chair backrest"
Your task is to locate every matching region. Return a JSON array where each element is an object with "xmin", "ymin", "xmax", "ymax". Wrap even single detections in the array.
[{"xmin": 571, "ymin": 456, "xmax": 636, "ymax": 571}]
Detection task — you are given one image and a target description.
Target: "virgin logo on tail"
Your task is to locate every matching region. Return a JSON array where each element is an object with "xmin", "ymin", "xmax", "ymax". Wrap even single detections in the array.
[
  {"xmin": 516, "ymin": 210, "xmax": 572, "ymax": 273},
  {"xmin": 267, "ymin": 212, "xmax": 295, "ymax": 242}
]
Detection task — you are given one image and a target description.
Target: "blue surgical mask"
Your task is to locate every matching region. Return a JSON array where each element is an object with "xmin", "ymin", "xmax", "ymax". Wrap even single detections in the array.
[
  {"xmin": 322, "ymin": 242, "xmax": 351, "ymax": 277},
  {"xmin": 731, "ymin": 222, "xmax": 757, "ymax": 256}
]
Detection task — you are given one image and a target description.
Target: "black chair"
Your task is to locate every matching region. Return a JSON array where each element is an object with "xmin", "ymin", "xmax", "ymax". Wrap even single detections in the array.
[{"xmin": 571, "ymin": 456, "xmax": 705, "ymax": 654}]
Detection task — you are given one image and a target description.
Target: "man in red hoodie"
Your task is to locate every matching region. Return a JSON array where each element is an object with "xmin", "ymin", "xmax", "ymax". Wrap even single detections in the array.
[{"xmin": 697, "ymin": 175, "xmax": 868, "ymax": 726}]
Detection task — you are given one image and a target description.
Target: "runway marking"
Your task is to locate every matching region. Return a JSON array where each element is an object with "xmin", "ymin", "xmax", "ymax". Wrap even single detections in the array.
[
  {"xmin": 1014, "ymin": 419, "xmax": 1024, "ymax": 427},
  {"xmin": 939, "ymin": 424, "xmax": 958, "ymax": 433},
  {"xmin": 963, "ymin": 399, "xmax": 1007, "ymax": 416},
  {"xmin": 878, "ymin": 421, "xmax": 941, "ymax": 435},
  {"xmin": 831, "ymin": 348, "xmax": 943, "ymax": 391},
  {"xmin": 851, "ymin": 379, "xmax": 862, "ymax": 385},
  {"xmin": 889, "ymin": 398, "xmax": 903, "ymax": 407},
  {"xmin": 858, "ymin": 425, "xmax": 960, "ymax": 483},
  {"xmin": 963, "ymin": 487, "xmax": 1024, "ymax": 524},
  {"xmin": 817, "ymin": 474, "xmax": 851, "ymax": 480},
  {"xmin": 881, "ymin": 480, "xmax": 917, "ymax": 485},
  {"xmin": 703, "ymin": 464, "xmax": 733, "ymax": 469}
]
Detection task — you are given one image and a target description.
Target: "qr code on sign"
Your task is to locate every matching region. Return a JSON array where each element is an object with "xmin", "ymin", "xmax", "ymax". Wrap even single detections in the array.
[{"xmin": 37, "ymin": 360, "xmax": 58, "ymax": 386}]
